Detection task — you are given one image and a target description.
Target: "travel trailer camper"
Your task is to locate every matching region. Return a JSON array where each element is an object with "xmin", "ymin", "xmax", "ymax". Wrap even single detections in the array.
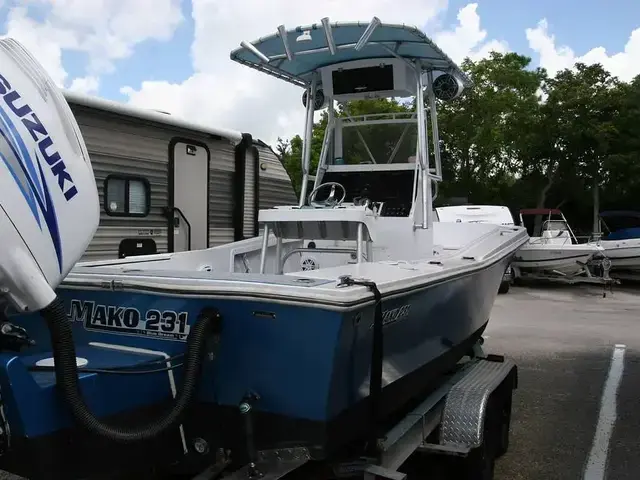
[{"xmin": 63, "ymin": 91, "xmax": 297, "ymax": 261}]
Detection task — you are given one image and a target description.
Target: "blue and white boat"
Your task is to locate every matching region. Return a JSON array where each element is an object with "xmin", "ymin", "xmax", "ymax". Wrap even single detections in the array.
[
  {"xmin": 592, "ymin": 210, "xmax": 640, "ymax": 273},
  {"xmin": 0, "ymin": 17, "xmax": 528, "ymax": 479}
]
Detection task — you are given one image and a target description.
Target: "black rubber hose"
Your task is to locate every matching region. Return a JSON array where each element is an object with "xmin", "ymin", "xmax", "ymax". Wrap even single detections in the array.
[{"xmin": 40, "ymin": 296, "xmax": 220, "ymax": 443}]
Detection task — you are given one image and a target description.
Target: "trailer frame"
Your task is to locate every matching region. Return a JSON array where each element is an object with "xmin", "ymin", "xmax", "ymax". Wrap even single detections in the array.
[
  {"xmin": 194, "ymin": 341, "xmax": 517, "ymax": 480},
  {"xmin": 607, "ymin": 271, "xmax": 640, "ymax": 283}
]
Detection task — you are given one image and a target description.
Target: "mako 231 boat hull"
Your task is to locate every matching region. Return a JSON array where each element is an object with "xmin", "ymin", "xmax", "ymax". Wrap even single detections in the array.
[{"xmin": 0, "ymin": 251, "xmax": 513, "ymax": 477}]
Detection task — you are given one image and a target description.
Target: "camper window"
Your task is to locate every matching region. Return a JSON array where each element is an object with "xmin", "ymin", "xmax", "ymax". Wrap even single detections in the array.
[{"xmin": 104, "ymin": 175, "xmax": 150, "ymax": 217}]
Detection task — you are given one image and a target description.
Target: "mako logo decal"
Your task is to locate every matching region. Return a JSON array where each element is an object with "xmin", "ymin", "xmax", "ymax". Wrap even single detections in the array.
[
  {"xmin": 0, "ymin": 72, "xmax": 78, "ymax": 271},
  {"xmin": 381, "ymin": 304, "xmax": 411, "ymax": 327},
  {"xmin": 67, "ymin": 299, "xmax": 191, "ymax": 342},
  {"xmin": 366, "ymin": 304, "xmax": 412, "ymax": 329}
]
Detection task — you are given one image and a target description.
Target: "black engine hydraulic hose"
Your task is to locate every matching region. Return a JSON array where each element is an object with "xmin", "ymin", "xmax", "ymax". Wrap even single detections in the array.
[{"xmin": 41, "ymin": 296, "xmax": 220, "ymax": 443}]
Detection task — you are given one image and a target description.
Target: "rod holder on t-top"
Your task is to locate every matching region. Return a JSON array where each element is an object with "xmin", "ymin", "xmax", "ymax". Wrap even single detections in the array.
[{"xmin": 232, "ymin": 16, "xmax": 470, "ymax": 229}]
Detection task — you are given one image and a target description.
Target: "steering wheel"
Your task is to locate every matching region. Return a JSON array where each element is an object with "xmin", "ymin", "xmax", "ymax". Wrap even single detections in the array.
[{"xmin": 308, "ymin": 182, "xmax": 347, "ymax": 208}]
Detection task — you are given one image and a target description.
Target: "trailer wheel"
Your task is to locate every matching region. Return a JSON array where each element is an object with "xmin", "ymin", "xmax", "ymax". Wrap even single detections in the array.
[
  {"xmin": 456, "ymin": 393, "xmax": 502, "ymax": 480},
  {"xmin": 495, "ymin": 387, "xmax": 513, "ymax": 458},
  {"xmin": 460, "ymin": 439, "xmax": 495, "ymax": 480}
]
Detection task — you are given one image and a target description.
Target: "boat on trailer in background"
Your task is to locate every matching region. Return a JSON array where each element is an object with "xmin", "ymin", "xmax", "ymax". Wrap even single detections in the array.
[
  {"xmin": 512, "ymin": 208, "xmax": 615, "ymax": 287},
  {"xmin": 0, "ymin": 17, "xmax": 528, "ymax": 480},
  {"xmin": 588, "ymin": 210, "xmax": 640, "ymax": 282}
]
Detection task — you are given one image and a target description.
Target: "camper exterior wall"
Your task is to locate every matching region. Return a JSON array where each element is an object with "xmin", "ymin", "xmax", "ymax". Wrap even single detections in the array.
[
  {"xmin": 64, "ymin": 99, "xmax": 296, "ymax": 261},
  {"xmin": 243, "ymin": 145, "xmax": 257, "ymax": 238},
  {"xmin": 69, "ymin": 103, "xmax": 237, "ymax": 261},
  {"xmin": 256, "ymin": 142, "xmax": 298, "ymax": 210},
  {"xmin": 242, "ymin": 141, "xmax": 298, "ymax": 239}
]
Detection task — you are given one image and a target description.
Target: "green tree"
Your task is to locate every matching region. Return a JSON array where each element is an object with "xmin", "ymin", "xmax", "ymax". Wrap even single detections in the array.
[
  {"xmin": 275, "ymin": 137, "xmax": 290, "ymax": 159},
  {"xmin": 528, "ymin": 64, "xmax": 623, "ymax": 230},
  {"xmin": 436, "ymin": 52, "xmax": 547, "ymax": 204},
  {"xmin": 275, "ymin": 136, "xmax": 303, "ymax": 196},
  {"xmin": 601, "ymin": 75, "xmax": 640, "ymax": 208},
  {"xmin": 278, "ymin": 110, "xmax": 327, "ymax": 197}
]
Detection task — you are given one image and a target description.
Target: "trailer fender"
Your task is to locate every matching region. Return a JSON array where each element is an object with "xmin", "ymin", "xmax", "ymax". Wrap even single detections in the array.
[{"xmin": 440, "ymin": 357, "xmax": 517, "ymax": 450}]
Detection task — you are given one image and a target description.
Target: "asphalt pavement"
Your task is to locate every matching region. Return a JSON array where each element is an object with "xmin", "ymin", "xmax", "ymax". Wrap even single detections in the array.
[{"xmin": 487, "ymin": 283, "xmax": 640, "ymax": 480}]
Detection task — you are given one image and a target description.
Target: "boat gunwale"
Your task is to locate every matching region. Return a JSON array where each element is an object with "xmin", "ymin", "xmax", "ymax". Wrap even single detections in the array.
[{"xmin": 60, "ymin": 234, "xmax": 527, "ymax": 311}]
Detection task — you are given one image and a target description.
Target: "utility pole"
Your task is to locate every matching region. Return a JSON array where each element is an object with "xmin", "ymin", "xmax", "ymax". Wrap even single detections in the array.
[{"xmin": 593, "ymin": 175, "xmax": 600, "ymax": 236}]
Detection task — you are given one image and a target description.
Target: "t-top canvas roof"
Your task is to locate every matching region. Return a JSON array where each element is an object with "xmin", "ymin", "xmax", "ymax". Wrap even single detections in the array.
[{"xmin": 229, "ymin": 17, "xmax": 471, "ymax": 89}]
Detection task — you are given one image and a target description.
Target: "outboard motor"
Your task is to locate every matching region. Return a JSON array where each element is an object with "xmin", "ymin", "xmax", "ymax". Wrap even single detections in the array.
[
  {"xmin": 0, "ymin": 38, "xmax": 100, "ymax": 311},
  {"xmin": 0, "ymin": 39, "xmax": 221, "ymax": 478}
]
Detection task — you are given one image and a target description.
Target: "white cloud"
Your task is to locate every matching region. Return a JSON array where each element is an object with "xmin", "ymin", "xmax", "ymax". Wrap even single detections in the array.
[
  {"xmin": 526, "ymin": 19, "xmax": 640, "ymax": 82},
  {"xmin": 434, "ymin": 3, "xmax": 509, "ymax": 63},
  {"xmin": 2, "ymin": 6, "xmax": 77, "ymax": 86},
  {"xmin": 0, "ymin": 0, "xmax": 508, "ymax": 146},
  {"xmin": 68, "ymin": 76, "xmax": 100, "ymax": 95},
  {"xmin": 39, "ymin": 0, "xmax": 184, "ymax": 75},
  {"xmin": 121, "ymin": 1, "xmax": 505, "ymax": 146},
  {"xmin": 0, "ymin": 0, "xmax": 184, "ymax": 88}
]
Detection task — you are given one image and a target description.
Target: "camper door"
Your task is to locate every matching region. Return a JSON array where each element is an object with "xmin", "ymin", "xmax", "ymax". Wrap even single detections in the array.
[{"xmin": 170, "ymin": 140, "xmax": 210, "ymax": 251}]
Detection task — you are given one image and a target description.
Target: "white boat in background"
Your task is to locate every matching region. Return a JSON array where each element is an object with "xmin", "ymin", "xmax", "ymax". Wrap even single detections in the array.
[
  {"xmin": 435, "ymin": 204, "xmax": 517, "ymax": 293},
  {"xmin": 512, "ymin": 208, "xmax": 605, "ymax": 278},
  {"xmin": 435, "ymin": 204, "xmax": 515, "ymax": 226},
  {"xmin": 590, "ymin": 210, "xmax": 640, "ymax": 277}
]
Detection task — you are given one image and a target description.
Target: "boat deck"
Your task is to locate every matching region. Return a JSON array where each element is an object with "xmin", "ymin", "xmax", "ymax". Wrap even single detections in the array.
[
  {"xmin": 62, "ymin": 260, "xmax": 461, "ymax": 308},
  {"xmin": 63, "ymin": 221, "xmax": 528, "ymax": 308}
]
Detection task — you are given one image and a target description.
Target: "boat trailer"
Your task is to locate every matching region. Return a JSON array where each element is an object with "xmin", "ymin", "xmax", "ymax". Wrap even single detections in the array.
[
  {"xmin": 604, "ymin": 270, "xmax": 640, "ymax": 285},
  {"xmin": 512, "ymin": 254, "xmax": 619, "ymax": 297},
  {"xmin": 188, "ymin": 341, "xmax": 517, "ymax": 480}
]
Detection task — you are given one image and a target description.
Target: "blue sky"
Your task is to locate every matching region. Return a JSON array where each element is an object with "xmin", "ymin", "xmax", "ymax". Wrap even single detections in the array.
[
  {"xmin": 449, "ymin": 0, "xmax": 640, "ymax": 55},
  {"xmin": 1, "ymin": 0, "xmax": 638, "ymax": 143}
]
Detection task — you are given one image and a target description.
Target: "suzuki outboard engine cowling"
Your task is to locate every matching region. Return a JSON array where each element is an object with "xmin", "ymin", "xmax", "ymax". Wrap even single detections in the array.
[{"xmin": 0, "ymin": 38, "xmax": 100, "ymax": 311}]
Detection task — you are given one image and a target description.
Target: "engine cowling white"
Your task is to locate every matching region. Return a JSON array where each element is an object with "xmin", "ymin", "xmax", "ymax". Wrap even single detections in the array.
[{"xmin": 0, "ymin": 38, "xmax": 99, "ymax": 312}]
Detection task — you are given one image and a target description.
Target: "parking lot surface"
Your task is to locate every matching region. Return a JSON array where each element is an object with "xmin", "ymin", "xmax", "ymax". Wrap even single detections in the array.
[{"xmin": 488, "ymin": 284, "xmax": 640, "ymax": 480}]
